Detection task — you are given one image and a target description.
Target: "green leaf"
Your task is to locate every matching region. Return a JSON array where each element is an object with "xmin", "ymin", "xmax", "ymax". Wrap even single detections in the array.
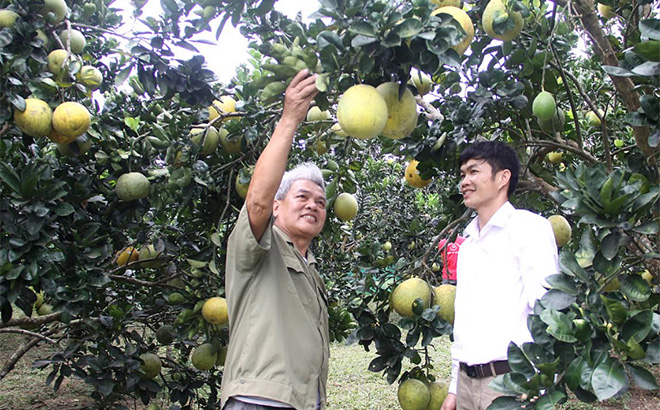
[
  {"xmin": 628, "ymin": 364, "xmax": 659, "ymax": 390},
  {"xmin": 632, "ymin": 61, "xmax": 660, "ymax": 76},
  {"xmin": 351, "ymin": 34, "xmax": 378, "ymax": 47},
  {"xmin": 114, "ymin": 64, "xmax": 133, "ymax": 86},
  {"xmin": 507, "ymin": 342, "xmax": 535, "ymax": 377},
  {"xmin": 600, "ymin": 295, "xmax": 628, "ymax": 325},
  {"xmin": 591, "ymin": 357, "xmax": 626, "ymax": 400},
  {"xmin": 540, "ymin": 289, "xmax": 576, "ymax": 310},
  {"xmin": 559, "ymin": 250, "xmax": 589, "ymax": 282},
  {"xmin": 565, "ymin": 356, "xmax": 588, "ymax": 390},
  {"xmin": 620, "ymin": 275, "xmax": 652, "ymax": 302},
  {"xmin": 545, "ymin": 274, "xmax": 578, "ymax": 295},
  {"xmin": 601, "ymin": 65, "xmax": 636, "ymax": 77},
  {"xmin": 540, "ymin": 310, "xmax": 577, "ymax": 343},
  {"xmin": 645, "ymin": 340, "xmax": 660, "ymax": 363},
  {"xmin": 348, "ymin": 22, "xmax": 377, "ymax": 37},
  {"xmin": 640, "ymin": 95, "xmax": 659, "ymax": 121},
  {"xmin": 640, "ymin": 19, "xmax": 660, "ymax": 40},
  {"xmin": 535, "ymin": 391, "xmax": 567, "ymax": 409},
  {"xmin": 392, "ymin": 19, "xmax": 423, "ymax": 39},
  {"xmin": 621, "ymin": 310, "xmax": 653, "ymax": 342},
  {"xmin": 55, "ymin": 203, "xmax": 75, "ymax": 217},
  {"xmin": 316, "ymin": 31, "xmax": 344, "ymax": 51},
  {"xmin": 0, "ymin": 162, "xmax": 21, "ymax": 193},
  {"xmin": 487, "ymin": 396, "xmax": 524, "ymax": 409}
]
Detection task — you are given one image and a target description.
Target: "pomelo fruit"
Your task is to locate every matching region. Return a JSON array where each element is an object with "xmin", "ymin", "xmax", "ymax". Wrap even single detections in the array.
[
  {"xmin": 548, "ymin": 214, "xmax": 571, "ymax": 247},
  {"xmin": 546, "ymin": 152, "xmax": 563, "ymax": 164},
  {"xmin": 57, "ymin": 136, "xmax": 92, "ymax": 157},
  {"xmin": 116, "ymin": 246, "xmax": 139, "ymax": 266},
  {"xmin": 191, "ymin": 126, "xmax": 220, "ymax": 156},
  {"xmin": 219, "ymin": 128, "xmax": 242, "ymax": 154},
  {"xmin": 138, "ymin": 244, "xmax": 162, "ymax": 268},
  {"xmin": 586, "ymin": 110, "xmax": 602, "ymax": 127},
  {"xmin": 391, "ymin": 277, "xmax": 432, "ymax": 318},
  {"xmin": 191, "ymin": 343, "xmax": 217, "ymax": 371},
  {"xmin": 426, "ymin": 380, "xmax": 449, "ymax": 410},
  {"xmin": 40, "ymin": 0, "xmax": 67, "ymax": 24},
  {"xmin": 405, "ymin": 160, "xmax": 431, "ymax": 188},
  {"xmin": 208, "ymin": 96, "xmax": 236, "ymax": 123},
  {"xmin": 597, "ymin": 3, "xmax": 615, "ymax": 19},
  {"xmin": 0, "ymin": 9, "xmax": 19, "ymax": 28},
  {"xmin": 155, "ymin": 325, "xmax": 174, "ymax": 345},
  {"xmin": 433, "ymin": 284, "xmax": 456, "ymax": 325},
  {"xmin": 376, "ymin": 82, "xmax": 418, "ymax": 140},
  {"xmin": 116, "ymin": 172, "xmax": 150, "ymax": 201},
  {"xmin": 52, "ymin": 101, "xmax": 91, "ymax": 139},
  {"xmin": 76, "ymin": 65, "xmax": 102, "ymax": 90},
  {"xmin": 14, "ymin": 98, "xmax": 52, "ymax": 137},
  {"xmin": 337, "ymin": 84, "xmax": 388, "ymax": 139},
  {"xmin": 482, "ymin": 0, "xmax": 524, "ymax": 41},
  {"xmin": 333, "ymin": 192, "xmax": 358, "ymax": 222},
  {"xmin": 201, "ymin": 297, "xmax": 229, "ymax": 326},
  {"xmin": 307, "ymin": 106, "xmax": 331, "ymax": 122},
  {"xmin": 398, "ymin": 378, "xmax": 431, "ymax": 410},
  {"xmin": 538, "ymin": 108, "xmax": 565, "ymax": 133},
  {"xmin": 139, "ymin": 353, "xmax": 161, "ymax": 379},
  {"xmin": 409, "ymin": 68, "xmax": 433, "ymax": 96},
  {"xmin": 59, "ymin": 29, "xmax": 86, "ymax": 54},
  {"xmin": 431, "ymin": 6, "xmax": 474, "ymax": 55},
  {"xmin": 532, "ymin": 91, "xmax": 556, "ymax": 120}
]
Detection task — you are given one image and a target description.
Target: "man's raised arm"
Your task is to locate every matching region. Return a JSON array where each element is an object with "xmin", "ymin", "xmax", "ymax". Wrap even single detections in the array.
[{"xmin": 245, "ymin": 69, "xmax": 318, "ymax": 242}]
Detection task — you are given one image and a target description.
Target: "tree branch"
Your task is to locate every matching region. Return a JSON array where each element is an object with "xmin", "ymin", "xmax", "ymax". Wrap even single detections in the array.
[
  {"xmin": 415, "ymin": 96, "xmax": 444, "ymax": 123},
  {"xmin": 0, "ymin": 328, "xmax": 57, "ymax": 344},
  {"xmin": 0, "ymin": 327, "xmax": 59, "ymax": 381},
  {"xmin": 0, "ymin": 312, "xmax": 61, "ymax": 330}
]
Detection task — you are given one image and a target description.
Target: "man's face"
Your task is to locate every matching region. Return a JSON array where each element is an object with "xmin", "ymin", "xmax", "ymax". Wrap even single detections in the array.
[
  {"xmin": 273, "ymin": 179, "xmax": 327, "ymax": 242},
  {"xmin": 459, "ymin": 158, "xmax": 508, "ymax": 211}
]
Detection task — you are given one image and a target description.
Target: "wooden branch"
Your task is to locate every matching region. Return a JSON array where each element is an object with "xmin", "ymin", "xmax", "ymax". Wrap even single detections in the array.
[
  {"xmin": 0, "ymin": 327, "xmax": 59, "ymax": 381},
  {"xmin": 0, "ymin": 312, "xmax": 61, "ymax": 329},
  {"xmin": 415, "ymin": 96, "xmax": 444, "ymax": 123},
  {"xmin": 570, "ymin": 0, "xmax": 656, "ymax": 164},
  {"xmin": 108, "ymin": 273, "xmax": 181, "ymax": 289},
  {"xmin": 0, "ymin": 328, "xmax": 57, "ymax": 344}
]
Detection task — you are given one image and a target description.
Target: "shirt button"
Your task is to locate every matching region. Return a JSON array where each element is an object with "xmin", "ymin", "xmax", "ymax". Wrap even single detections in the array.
[{"xmin": 239, "ymin": 378, "xmax": 245, "ymax": 384}]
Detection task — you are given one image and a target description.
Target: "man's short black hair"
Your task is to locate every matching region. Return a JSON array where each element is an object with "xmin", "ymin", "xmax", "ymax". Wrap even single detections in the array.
[{"xmin": 459, "ymin": 140, "xmax": 520, "ymax": 197}]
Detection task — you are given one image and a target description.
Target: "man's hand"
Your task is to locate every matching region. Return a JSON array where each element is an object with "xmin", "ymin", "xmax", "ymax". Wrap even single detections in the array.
[
  {"xmin": 441, "ymin": 393, "xmax": 457, "ymax": 410},
  {"xmin": 281, "ymin": 69, "xmax": 318, "ymax": 126}
]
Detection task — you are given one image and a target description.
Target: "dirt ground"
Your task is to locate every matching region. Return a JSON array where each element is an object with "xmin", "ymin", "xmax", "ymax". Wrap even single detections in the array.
[{"xmin": 1, "ymin": 333, "xmax": 659, "ymax": 409}]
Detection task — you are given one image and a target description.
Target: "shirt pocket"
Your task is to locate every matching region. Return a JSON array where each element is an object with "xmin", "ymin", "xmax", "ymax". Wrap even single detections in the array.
[{"xmin": 282, "ymin": 255, "xmax": 312, "ymax": 303}]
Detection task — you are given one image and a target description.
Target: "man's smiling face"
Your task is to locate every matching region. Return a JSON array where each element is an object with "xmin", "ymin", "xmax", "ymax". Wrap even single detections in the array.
[{"xmin": 273, "ymin": 179, "xmax": 327, "ymax": 242}]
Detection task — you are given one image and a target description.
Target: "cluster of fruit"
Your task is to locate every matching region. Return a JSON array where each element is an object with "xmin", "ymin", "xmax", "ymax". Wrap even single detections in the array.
[
  {"xmin": 14, "ymin": 98, "xmax": 91, "ymax": 144},
  {"xmin": 255, "ymin": 37, "xmax": 321, "ymax": 103}
]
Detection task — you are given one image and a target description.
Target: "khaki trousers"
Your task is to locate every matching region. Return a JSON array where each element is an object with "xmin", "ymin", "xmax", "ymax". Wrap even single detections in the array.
[{"xmin": 457, "ymin": 368, "xmax": 504, "ymax": 410}]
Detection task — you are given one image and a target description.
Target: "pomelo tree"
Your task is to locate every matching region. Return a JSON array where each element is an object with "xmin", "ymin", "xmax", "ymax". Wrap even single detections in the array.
[{"xmin": 0, "ymin": 0, "xmax": 658, "ymax": 408}]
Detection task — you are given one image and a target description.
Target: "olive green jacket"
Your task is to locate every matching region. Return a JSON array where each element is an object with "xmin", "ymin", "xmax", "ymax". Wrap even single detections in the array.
[{"xmin": 221, "ymin": 205, "xmax": 329, "ymax": 410}]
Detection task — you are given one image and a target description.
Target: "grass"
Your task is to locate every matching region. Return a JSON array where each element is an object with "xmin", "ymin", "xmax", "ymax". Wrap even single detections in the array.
[{"xmin": 1, "ymin": 333, "xmax": 658, "ymax": 409}]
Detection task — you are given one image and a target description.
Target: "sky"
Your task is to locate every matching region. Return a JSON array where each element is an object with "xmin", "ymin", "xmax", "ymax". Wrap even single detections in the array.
[{"xmin": 115, "ymin": 0, "xmax": 320, "ymax": 82}]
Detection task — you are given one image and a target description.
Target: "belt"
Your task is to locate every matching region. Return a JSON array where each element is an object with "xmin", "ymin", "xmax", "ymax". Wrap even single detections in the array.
[{"xmin": 460, "ymin": 360, "xmax": 511, "ymax": 378}]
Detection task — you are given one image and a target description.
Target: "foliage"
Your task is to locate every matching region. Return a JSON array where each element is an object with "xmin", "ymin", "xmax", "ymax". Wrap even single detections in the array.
[{"xmin": 0, "ymin": 0, "xmax": 658, "ymax": 408}]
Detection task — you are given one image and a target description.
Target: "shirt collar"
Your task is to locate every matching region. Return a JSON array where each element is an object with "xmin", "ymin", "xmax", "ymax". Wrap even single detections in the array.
[
  {"xmin": 465, "ymin": 202, "xmax": 515, "ymax": 238},
  {"xmin": 273, "ymin": 224, "xmax": 317, "ymax": 265}
]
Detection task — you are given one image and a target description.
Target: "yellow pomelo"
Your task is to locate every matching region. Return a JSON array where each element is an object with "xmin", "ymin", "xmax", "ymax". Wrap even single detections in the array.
[
  {"xmin": 307, "ymin": 106, "xmax": 331, "ymax": 122},
  {"xmin": 391, "ymin": 277, "xmax": 432, "ymax": 318},
  {"xmin": 219, "ymin": 128, "xmax": 242, "ymax": 154},
  {"xmin": 59, "ymin": 29, "xmax": 86, "ymax": 54},
  {"xmin": 546, "ymin": 152, "xmax": 563, "ymax": 164},
  {"xmin": 330, "ymin": 122, "xmax": 348, "ymax": 137},
  {"xmin": 40, "ymin": 0, "xmax": 67, "ymax": 24},
  {"xmin": 52, "ymin": 102, "xmax": 91, "ymax": 138},
  {"xmin": 334, "ymin": 192, "xmax": 358, "ymax": 222},
  {"xmin": 139, "ymin": 353, "xmax": 162, "ymax": 379},
  {"xmin": 191, "ymin": 126, "xmax": 220, "ymax": 155},
  {"xmin": 337, "ymin": 84, "xmax": 388, "ymax": 139},
  {"xmin": 483, "ymin": 0, "xmax": 524, "ymax": 42},
  {"xmin": 191, "ymin": 343, "xmax": 217, "ymax": 371},
  {"xmin": 532, "ymin": 92, "xmax": 556, "ymax": 120},
  {"xmin": 201, "ymin": 297, "xmax": 229, "ymax": 326},
  {"xmin": 138, "ymin": 244, "xmax": 162, "ymax": 268},
  {"xmin": 425, "ymin": 381, "xmax": 449, "ymax": 410},
  {"xmin": 376, "ymin": 82, "xmax": 418, "ymax": 140},
  {"xmin": 76, "ymin": 65, "xmax": 103, "ymax": 90},
  {"xmin": 548, "ymin": 215, "xmax": 571, "ymax": 247},
  {"xmin": 208, "ymin": 96, "xmax": 236, "ymax": 122},
  {"xmin": 116, "ymin": 172, "xmax": 150, "ymax": 201},
  {"xmin": 433, "ymin": 284, "xmax": 456, "ymax": 325},
  {"xmin": 116, "ymin": 246, "xmax": 139, "ymax": 266},
  {"xmin": 597, "ymin": 3, "xmax": 615, "ymax": 19},
  {"xmin": 398, "ymin": 378, "xmax": 431, "ymax": 410},
  {"xmin": 0, "ymin": 9, "xmax": 19, "ymax": 28},
  {"xmin": 586, "ymin": 110, "xmax": 602, "ymax": 127},
  {"xmin": 14, "ymin": 98, "xmax": 52, "ymax": 137},
  {"xmin": 35, "ymin": 29, "xmax": 49, "ymax": 46},
  {"xmin": 431, "ymin": 6, "xmax": 474, "ymax": 55},
  {"xmin": 409, "ymin": 68, "xmax": 433, "ymax": 96},
  {"xmin": 47, "ymin": 129, "xmax": 77, "ymax": 144},
  {"xmin": 47, "ymin": 49, "xmax": 73, "ymax": 76},
  {"xmin": 405, "ymin": 160, "xmax": 431, "ymax": 188}
]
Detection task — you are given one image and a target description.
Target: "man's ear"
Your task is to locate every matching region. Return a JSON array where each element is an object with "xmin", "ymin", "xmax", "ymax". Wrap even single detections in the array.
[
  {"xmin": 272, "ymin": 199, "xmax": 280, "ymax": 218},
  {"xmin": 498, "ymin": 169, "xmax": 511, "ymax": 191}
]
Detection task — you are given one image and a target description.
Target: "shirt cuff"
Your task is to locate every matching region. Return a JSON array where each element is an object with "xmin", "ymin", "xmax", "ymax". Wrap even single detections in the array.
[{"xmin": 449, "ymin": 358, "xmax": 459, "ymax": 394}]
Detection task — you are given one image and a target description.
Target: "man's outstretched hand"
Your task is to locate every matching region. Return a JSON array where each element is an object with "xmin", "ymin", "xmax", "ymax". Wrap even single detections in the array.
[{"xmin": 282, "ymin": 69, "xmax": 318, "ymax": 126}]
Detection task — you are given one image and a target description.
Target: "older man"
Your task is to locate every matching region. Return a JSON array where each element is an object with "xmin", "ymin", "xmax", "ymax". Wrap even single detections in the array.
[{"xmin": 221, "ymin": 69, "xmax": 329, "ymax": 410}]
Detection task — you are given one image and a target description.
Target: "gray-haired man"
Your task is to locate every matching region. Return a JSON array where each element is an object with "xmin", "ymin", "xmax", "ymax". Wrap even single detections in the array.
[{"xmin": 221, "ymin": 70, "xmax": 329, "ymax": 410}]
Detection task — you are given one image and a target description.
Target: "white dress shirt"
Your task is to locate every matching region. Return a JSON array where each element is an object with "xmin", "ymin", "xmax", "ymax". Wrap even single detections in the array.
[{"xmin": 449, "ymin": 202, "xmax": 559, "ymax": 393}]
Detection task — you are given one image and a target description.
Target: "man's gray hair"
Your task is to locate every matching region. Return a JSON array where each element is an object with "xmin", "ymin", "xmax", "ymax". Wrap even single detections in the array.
[{"xmin": 275, "ymin": 162, "xmax": 325, "ymax": 200}]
